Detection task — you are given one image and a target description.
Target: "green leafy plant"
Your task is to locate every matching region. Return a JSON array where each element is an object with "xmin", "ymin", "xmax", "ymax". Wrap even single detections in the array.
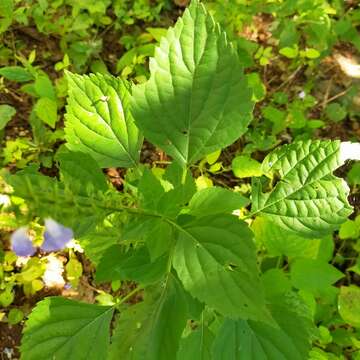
[{"xmin": 2, "ymin": 1, "xmax": 359, "ymax": 359}]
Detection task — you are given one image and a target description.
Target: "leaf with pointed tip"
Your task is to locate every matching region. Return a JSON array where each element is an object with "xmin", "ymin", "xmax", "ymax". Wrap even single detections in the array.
[
  {"xmin": 173, "ymin": 215, "xmax": 270, "ymax": 323},
  {"xmin": 290, "ymin": 258, "xmax": 344, "ymax": 296},
  {"xmin": 188, "ymin": 187, "xmax": 249, "ymax": 217},
  {"xmin": 109, "ymin": 275, "xmax": 188, "ymax": 360},
  {"xmin": 57, "ymin": 150, "xmax": 109, "ymax": 194},
  {"xmin": 212, "ymin": 298, "xmax": 313, "ymax": 360},
  {"xmin": 95, "ymin": 245, "xmax": 168, "ymax": 285},
  {"xmin": 77, "ymin": 220, "xmax": 120, "ymax": 265},
  {"xmin": 163, "ymin": 162, "xmax": 197, "ymax": 203},
  {"xmin": 145, "ymin": 218, "xmax": 173, "ymax": 261},
  {"xmin": 21, "ymin": 297, "xmax": 113, "ymax": 360},
  {"xmin": 338, "ymin": 286, "xmax": 360, "ymax": 327},
  {"xmin": 131, "ymin": 0, "xmax": 253, "ymax": 166},
  {"xmin": 138, "ymin": 168, "xmax": 195, "ymax": 217},
  {"xmin": 65, "ymin": 72, "xmax": 142, "ymax": 168},
  {"xmin": 0, "ymin": 104, "xmax": 16, "ymax": 130},
  {"xmin": 251, "ymin": 216, "xmax": 332, "ymax": 258},
  {"xmin": 251, "ymin": 140, "xmax": 353, "ymax": 236}
]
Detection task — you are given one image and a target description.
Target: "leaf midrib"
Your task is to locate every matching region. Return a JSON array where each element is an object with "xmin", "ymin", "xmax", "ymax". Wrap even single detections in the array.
[
  {"xmin": 71, "ymin": 81, "xmax": 138, "ymax": 167},
  {"xmin": 252, "ymin": 145, "xmax": 340, "ymax": 216},
  {"xmin": 23, "ymin": 306, "xmax": 113, "ymax": 358}
]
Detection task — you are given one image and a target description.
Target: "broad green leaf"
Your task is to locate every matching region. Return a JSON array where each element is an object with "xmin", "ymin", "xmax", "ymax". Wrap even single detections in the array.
[
  {"xmin": 187, "ymin": 187, "xmax": 249, "ymax": 217},
  {"xmin": 109, "ymin": 274, "xmax": 188, "ymax": 360},
  {"xmin": 177, "ymin": 324, "xmax": 215, "ymax": 360},
  {"xmin": 232, "ymin": 155, "xmax": 262, "ymax": 178},
  {"xmin": 8, "ymin": 308, "xmax": 24, "ymax": 325},
  {"xmin": 16, "ymin": 258, "xmax": 45, "ymax": 284},
  {"xmin": 251, "ymin": 140, "xmax": 353, "ymax": 236},
  {"xmin": 349, "ymin": 258, "xmax": 360, "ymax": 276},
  {"xmin": 120, "ymin": 215, "xmax": 162, "ymax": 242},
  {"xmin": 206, "ymin": 149, "xmax": 221, "ymax": 165},
  {"xmin": 0, "ymin": 104, "xmax": 16, "ymax": 130},
  {"xmin": 338, "ymin": 286, "xmax": 360, "ymax": 327},
  {"xmin": 0, "ymin": 0, "xmax": 13, "ymax": 18},
  {"xmin": 163, "ymin": 162, "xmax": 197, "ymax": 205},
  {"xmin": 196, "ymin": 175, "xmax": 213, "ymax": 190},
  {"xmin": 34, "ymin": 97, "xmax": 58, "ymax": 128},
  {"xmin": 131, "ymin": 0, "xmax": 253, "ymax": 166},
  {"xmin": 34, "ymin": 75, "xmax": 56, "ymax": 100},
  {"xmin": 212, "ymin": 301, "xmax": 312, "ymax": 360},
  {"xmin": 57, "ymin": 150, "xmax": 109, "ymax": 194},
  {"xmin": 0, "ymin": 66, "xmax": 33, "ymax": 82},
  {"xmin": 147, "ymin": 27, "xmax": 168, "ymax": 42},
  {"xmin": 0, "ymin": 286, "xmax": 14, "ymax": 307},
  {"xmin": 5, "ymin": 166, "xmax": 66, "ymax": 216},
  {"xmin": 279, "ymin": 46, "xmax": 299, "ymax": 59},
  {"xmin": 348, "ymin": 163, "xmax": 360, "ymax": 185},
  {"xmin": 65, "ymin": 255, "xmax": 83, "ymax": 288},
  {"xmin": 65, "ymin": 72, "xmax": 142, "ymax": 168},
  {"xmin": 78, "ymin": 219, "xmax": 120, "ymax": 264},
  {"xmin": 246, "ymin": 73, "xmax": 266, "ymax": 102},
  {"xmin": 173, "ymin": 215, "xmax": 270, "ymax": 322},
  {"xmin": 339, "ymin": 217, "xmax": 360, "ymax": 239},
  {"xmin": 95, "ymin": 245, "xmax": 168, "ymax": 285},
  {"xmin": 3, "ymin": 166, "xmax": 121, "ymax": 233},
  {"xmin": 290, "ymin": 259, "xmax": 344, "ymax": 296},
  {"xmin": 138, "ymin": 168, "xmax": 167, "ymax": 211},
  {"xmin": 145, "ymin": 218, "xmax": 173, "ymax": 260},
  {"xmin": 273, "ymin": 91, "xmax": 289, "ymax": 105},
  {"xmin": 262, "ymin": 105, "xmax": 287, "ymax": 135},
  {"xmin": 21, "ymin": 297, "xmax": 114, "ymax": 360},
  {"xmin": 251, "ymin": 216, "xmax": 331, "ymax": 258},
  {"xmin": 0, "ymin": 0, "xmax": 13, "ymax": 33},
  {"xmin": 90, "ymin": 58, "xmax": 110, "ymax": 75},
  {"xmin": 325, "ymin": 103, "xmax": 347, "ymax": 122},
  {"xmin": 261, "ymin": 269, "xmax": 292, "ymax": 299},
  {"xmin": 138, "ymin": 167, "xmax": 195, "ymax": 217},
  {"xmin": 302, "ymin": 48, "xmax": 320, "ymax": 59}
]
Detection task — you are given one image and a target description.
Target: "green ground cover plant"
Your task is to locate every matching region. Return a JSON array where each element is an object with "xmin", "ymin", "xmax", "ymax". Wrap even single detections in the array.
[{"xmin": 1, "ymin": 0, "xmax": 360, "ymax": 359}]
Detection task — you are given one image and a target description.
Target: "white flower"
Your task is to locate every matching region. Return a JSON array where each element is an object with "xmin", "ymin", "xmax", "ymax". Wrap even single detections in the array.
[
  {"xmin": 335, "ymin": 54, "xmax": 360, "ymax": 79},
  {"xmin": 298, "ymin": 91, "xmax": 306, "ymax": 99},
  {"xmin": 339, "ymin": 142, "xmax": 360, "ymax": 164},
  {"xmin": 42, "ymin": 255, "xmax": 65, "ymax": 288},
  {"xmin": 66, "ymin": 239, "xmax": 84, "ymax": 253},
  {"xmin": 3, "ymin": 347, "xmax": 14, "ymax": 360},
  {"xmin": 0, "ymin": 194, "xmax": 10, "ymax": 207}
]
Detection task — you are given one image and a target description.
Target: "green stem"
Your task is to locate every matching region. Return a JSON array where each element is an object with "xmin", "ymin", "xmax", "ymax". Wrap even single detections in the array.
[
  {"xmin": 181, "ymin": 166, "xmax": 188, "ymax": 185},
  {"xmin": 116, "ymin": 286, "xmax": 143, "ymax": 307},
  {"xmin": 20, "ymin": 179, "xmax": 165, "ymax": 220}
]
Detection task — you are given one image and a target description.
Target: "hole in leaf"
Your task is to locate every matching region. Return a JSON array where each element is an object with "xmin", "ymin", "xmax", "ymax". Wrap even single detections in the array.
[{"xmin": 225, "ymin": 262, "xmax": 238, "ymax": 271}]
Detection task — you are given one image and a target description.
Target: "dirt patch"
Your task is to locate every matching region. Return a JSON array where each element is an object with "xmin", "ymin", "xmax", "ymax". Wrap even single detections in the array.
[{"xmin": 0, "ymin": 322, "xmax": 22, "ymax": 360}]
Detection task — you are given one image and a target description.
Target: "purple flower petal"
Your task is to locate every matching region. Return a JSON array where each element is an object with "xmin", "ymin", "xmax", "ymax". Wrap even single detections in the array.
[
  {"xmin": 64, "ymin": 283, "xmax": 72, "ymax": 290},
  {"xmin": 41, "ymin": 218, "xmax": 73, "ymax": 252},
  {"xmin": 10, "ymin": 227, "xmax": 36, "ymax": 257}
]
